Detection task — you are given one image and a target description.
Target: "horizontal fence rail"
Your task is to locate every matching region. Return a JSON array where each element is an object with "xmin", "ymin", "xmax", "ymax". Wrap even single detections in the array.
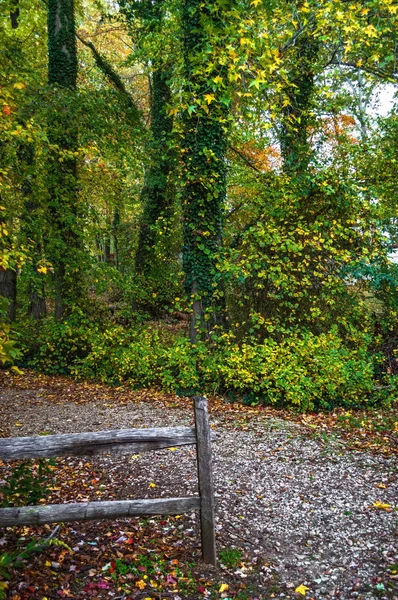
[
  {"xmin": 0, "ymin": 497, "xmax": 201, "ymax": 527},
  {"xmin": 0, "ymin": 427, "xmax": 216, "ymax": 460},
  {"xmin": 0, "ymin": 397, "xmax": 217, "ymax": 565}
]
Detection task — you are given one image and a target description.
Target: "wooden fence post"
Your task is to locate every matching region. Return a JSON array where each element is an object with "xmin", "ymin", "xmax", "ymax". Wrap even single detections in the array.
[{"xmin": 194, "ymin": 396, "xmax": 216, "ymax": 566}]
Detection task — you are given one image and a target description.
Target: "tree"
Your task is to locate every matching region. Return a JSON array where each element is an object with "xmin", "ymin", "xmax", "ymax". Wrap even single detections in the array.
[
  {"xmin": 0, "ymin": 0, "xmax": 46, "ymax": 320},
  {"xmin": 181, "ymin": 0, "xmax": 229, "ymax": 342},
  {"xmin": 46, "ymin": 0, "xmax": 84, "ymax": 319}
]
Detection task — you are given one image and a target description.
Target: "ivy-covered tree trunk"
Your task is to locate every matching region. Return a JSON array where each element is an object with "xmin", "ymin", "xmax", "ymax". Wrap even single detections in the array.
[
  {"xmin": 0, "ymin": 4, "xmax": 20, "ymax": 319},
  {"xmin": 135, "ymin": 67, "xmax": 174, "ymax": 275},
  {"xmin": 18, "ymin": 144, "xmax": 47, "ymax": 319},
  {"xmin": 181, "ymin": 0, "xmax": 227, "ymax": 343},
  {"xmin": 279, "ymin": 34, "xmax": 319, "ymax": 177},
  {"xmin": 0, "ymin": 267, "xmax": 17, "ymax": 321},
  {"xmin": 47, "ymin": 0, "xmax": 83, "ymax": 320}
]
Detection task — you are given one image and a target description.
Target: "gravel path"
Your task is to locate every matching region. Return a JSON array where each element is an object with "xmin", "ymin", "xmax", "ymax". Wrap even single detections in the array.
[{"xmin": 1, "ymin": 387, "xmax": 397, "ymax": 599}]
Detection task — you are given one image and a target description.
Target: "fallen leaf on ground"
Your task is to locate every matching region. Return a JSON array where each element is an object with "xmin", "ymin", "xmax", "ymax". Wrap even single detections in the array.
[
  {"xmin": 295, "ymin": 584, "xmax": 310, "ymax": 595},
  {"xmin": 371, "ymin": 501, "xmax": 392, "ymax": 511}
]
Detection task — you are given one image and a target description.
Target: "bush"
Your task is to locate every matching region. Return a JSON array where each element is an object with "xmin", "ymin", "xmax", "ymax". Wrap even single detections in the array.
[
  {"xmin": 0, "ymin": 299, "xmax": 22, "ymax": 366},
  {"xmin": 20, "ymin": 310, "xmax": 99, "ymax": 375},
  {"xmin": 72, "ymin": 325, "xmax": 204, "ymax": 393},
  {"xmin": 0, "ymin": 459, "xmax": 55, "ymax": 508},
  {"xmin": 19, "ymin": 313, "xmax": 395, "ymax": 411},
  {"xmin": 203, "ymin": 327, "xmax": 380, "ymax": 411}
]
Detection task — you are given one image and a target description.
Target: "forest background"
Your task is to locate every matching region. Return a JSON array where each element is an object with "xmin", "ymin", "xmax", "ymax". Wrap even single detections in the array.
[{"xmin": 1, "ymin": 0, "xmax": 397, "ymax": 412}]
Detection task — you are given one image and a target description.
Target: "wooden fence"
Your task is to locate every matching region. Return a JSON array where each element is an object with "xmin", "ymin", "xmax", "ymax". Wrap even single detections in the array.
[{"xmin": 0, "ymin": 396, "xmax": 217, "ymax": 565}]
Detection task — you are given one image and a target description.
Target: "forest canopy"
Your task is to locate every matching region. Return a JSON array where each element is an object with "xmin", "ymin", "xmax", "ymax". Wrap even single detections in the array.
[{"xmin": 1, "ymin": 0, "xmax": 397, "ymax": 411}]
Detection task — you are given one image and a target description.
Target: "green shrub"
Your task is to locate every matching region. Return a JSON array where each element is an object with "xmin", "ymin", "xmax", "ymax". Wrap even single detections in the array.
[
  {"xmin": 0, "ymin": 299, "xmax": 22, "ymax": 367},
  {"xmin": 20, "ymin": 312, "xmax": 395, "ymax": 410},
  {"xmin": 204, "ymin": 327, "xmax": 379, "ymax": 411},
  {"xmin": 20, "ymin": 310, "xmax": 98, "ymax": 375},
  {"xmin": 0, "ymin": 459, "xmax": 55, "ymax": 508},
  {"xmin": 72, "ymin": 325, "xmax": 203, "ymax": 392},
  {"xmin": 72, "ymin": 325, "xmax": 161, "ymax": 385},
  {"xmin": 219, "ymin": 548, "xmax": 243, "ymax": 568},
  {"xmin": 91, "ymin": 263, "xmax": 184, "ymax": 319}
]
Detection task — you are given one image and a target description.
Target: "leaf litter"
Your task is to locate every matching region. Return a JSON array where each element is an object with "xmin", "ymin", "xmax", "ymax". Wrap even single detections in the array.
[{"xmin": 0, "ymin": 370, "xmax": 397, "ymax": 599}]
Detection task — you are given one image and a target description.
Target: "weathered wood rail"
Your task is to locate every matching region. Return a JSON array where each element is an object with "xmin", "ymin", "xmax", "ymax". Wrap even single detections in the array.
[
  {"xmin": 0, "ymin": 396, "xmax": 217, "ymax": 565},
  {"xmin": 0, "ymin": 427, "xmax": 216, "ymax": 459}
]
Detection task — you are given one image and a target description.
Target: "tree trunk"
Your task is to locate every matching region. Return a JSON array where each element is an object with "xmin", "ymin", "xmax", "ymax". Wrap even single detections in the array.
[
  {"xmin": 103, "ymin": 237, "xmax": 111, "ymax": 263},
  {"xmin": 29, "ymin": 286, "xmax": 46, "ymax": 319},
  {"xmin": 47, "ymin": 0, "xmax": 83, "ymax": 320},
  {"xmin": 279, "ymin": 34, "xmax": 319, "ymax": 177},
  {"xmin": 10, "ymin": 0, "xmax": 19, "ymax": 29},
  {"xmin": 135, "ymin": 67, "xmax": 174, "ymax": 275},
  {"xmin": 113, "ymin": 208, "xmax": 120, "ymax": 270},
  {"xmin": 181, "ymin": 0, "xmax": 228, "ymax": 342},
  {"xmin": 0, "ymin": 268, "xmax": 17, "ymax": 321}
]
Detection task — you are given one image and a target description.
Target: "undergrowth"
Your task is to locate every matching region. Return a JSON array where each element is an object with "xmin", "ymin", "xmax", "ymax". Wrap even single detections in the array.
[{"xmin": 18, "ymin": 313, "xmax": 397, "ymax": 412}]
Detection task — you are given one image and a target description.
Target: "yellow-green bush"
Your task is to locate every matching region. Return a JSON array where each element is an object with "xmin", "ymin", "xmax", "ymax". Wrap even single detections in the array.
[
  {"xmin": 203, "ymin": 328, "xmax": 378, "ymax": 410},
  {"xmin": 0, "ymin": 299, "xmax": 22, "ymax": 367},
  {"xmin": 21, "ymin": 313, "xmax": 394, "ymax": 411}
]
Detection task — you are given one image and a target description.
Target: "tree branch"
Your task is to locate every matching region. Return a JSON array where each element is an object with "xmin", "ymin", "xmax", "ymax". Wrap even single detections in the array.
[
  {"xmin": 229, "ymin": 145, "xmax": 263, "ymax": 174},
  {"xmin": 76, "ymin": 32, "xmax": 143, "ymax": 125},
  {"xmin": 329, "ymin": 59, "xmax": 397, "ymax": 83}
]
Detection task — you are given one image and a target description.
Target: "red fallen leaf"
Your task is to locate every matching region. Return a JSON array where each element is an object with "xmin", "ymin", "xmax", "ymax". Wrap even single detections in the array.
[
  {"xmin": 198, "ymin": 585, "xmax": 206, "ymax": 593},
  {"xmin": 97, "ymin": 580, "xmax": 110, "ymax": 589},
  {"xmin": 126, "ymin": 538, "xmax": 134, "ymax": 544},
  {"xmin": 138, "ymin": 565, "xmax": 147, "ymax": 572},
  {"xmin": 108, "ymin": 560, "xmax": 116, "ymax": 573}
]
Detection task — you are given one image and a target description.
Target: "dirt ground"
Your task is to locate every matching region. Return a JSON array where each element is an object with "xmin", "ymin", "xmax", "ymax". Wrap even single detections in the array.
[{"xmin": 0, "ymin": 372, "xmax": 397, "ymax": 600}]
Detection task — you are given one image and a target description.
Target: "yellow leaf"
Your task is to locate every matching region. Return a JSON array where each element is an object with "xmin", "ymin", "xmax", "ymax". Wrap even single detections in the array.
[
  {"xmin": 168, "ymin": 447, "xmax": 177, "ymax": 452},
  {"xmin": 148, "ymin": 482, "xmax": 156, "ymax": 488},
  {"xmin": 45, "ymin": 560, "xmax": 52, "ymax": 567},
  {"xmin": 14, "ymin": 422, "xmax": 23, "ymax": 427},
  {"xmin": 240, "ymin": 37, "xmax": 252, "ymax": 46},
  {"xmin": 295, "ymin": 584, "xmax": 310, "ymax": 595},
  {"xmin": 204, "ymin": 93, "xmax": 215, "ymax": 104},
  {"xmin": 372, "ymin": 501, "xmax": 392, "ymax": 511},
  {"xmin": 13, "ymin": 82, "xmax": 26, "ymax": 89},
  {"xmin": 251, "ymin": 0, "xmax": 262, "ymax": 5},
  {"xmin": 136, "ymin": 580, "xmax": 146, "ymax": 589},
  {"xmin": 219, "ymin": 583, "xmax": 229, "ymax": 593},
  {"xmin": 37, "ymin": 266, "xmax": 48, "ymax": 274}
]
